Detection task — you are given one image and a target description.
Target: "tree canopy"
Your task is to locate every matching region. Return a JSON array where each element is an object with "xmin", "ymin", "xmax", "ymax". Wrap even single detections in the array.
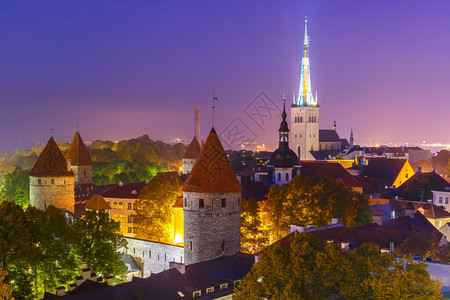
[
  {"xmin": 0, "ymin": 166, "xmax": 30, "ymax": 208},
  {"xmin": 234, "ymin": 233, "xmax": 442, "ymax": 299},
  {"xmin": 134, "ymin": 173, "xmax": 183, "ymax": 243},
  {"xmin": 73, "ymin": 209, "xmax": 127, "ymax": 282},
  {"xmin": 258, "ymin": 176, "xmax": 372, "ymax": 243}
]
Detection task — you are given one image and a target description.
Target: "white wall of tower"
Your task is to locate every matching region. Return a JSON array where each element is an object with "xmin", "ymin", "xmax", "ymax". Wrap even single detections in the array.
[{"xmin": 291, "ymin": 106, "xmax": 320, "ymax": 160}]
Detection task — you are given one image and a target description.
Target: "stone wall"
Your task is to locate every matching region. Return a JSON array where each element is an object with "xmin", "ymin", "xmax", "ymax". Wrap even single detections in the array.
[
  {"xmin": 30, "ymin": 176, "xmax": 75, "ymax": 212},
  {"xmin": 183, "ymin": 192, "xmax": 241, "ymax": 265},
  {"xmin": 123, "ymin": 237, "xmax": 184, "ymax": 278},
  {"xmin": 71, "ymin": 165, "xmax": 92, "ymax": 186},
  {"xmin": 182, "ymin": 158, "xmax": 195, "ymax": 174}
]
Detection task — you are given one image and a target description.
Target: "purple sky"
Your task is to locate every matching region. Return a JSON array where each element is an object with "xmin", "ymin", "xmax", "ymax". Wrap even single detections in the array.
[{"xmin": 1, "ymin": 1, "xmax": 450, "ymax": 151}]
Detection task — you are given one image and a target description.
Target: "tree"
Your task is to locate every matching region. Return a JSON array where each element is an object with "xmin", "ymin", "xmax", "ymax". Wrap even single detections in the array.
[
  {"xmin": 394, "ymin": 228, "xmax": 440, "ymax": 259},
  {"xmin": 73, "ymin": 210, "xmax": 127, "ymax": 283},
  {"xmin": 134, "ymin": 173, "xmax": 182, "ymax": 243},
  {"xmin": 233, "ymin": 233, "xmax": 442, "ymax": 299},
  {"xmin": 0, "ymin": 270, "xmax": 12, "ymax": 299},
  {"xmin": 259, "ymin": 176, "xmax": 372, "ymax": 242},
  {"xmin": 241, "ymin": 198, "xmax": 269, "ymax": 254},
  {"xmin": 445, "ymin": 159, "xmax": 450, "ymax": 177},
  {"xmin": 0, "ymin": 167, "xmax": 30, "ymax": 208}
]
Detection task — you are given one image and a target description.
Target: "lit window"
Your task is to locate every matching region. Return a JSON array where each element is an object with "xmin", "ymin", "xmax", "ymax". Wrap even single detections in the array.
[
  {"xmin": 220, "ymin": 283, "xmax": 228, "ymax": 290},
  {"xmin": 113, "ymin": 202, "xmax": 118, "ymax": 209},
  {"xmin": 206, "ymin": 287, "xmax": 214, "ymax": 294},
  {"xmin": 193, "ymin": 291, "xmax": 201, "ymax": 298},
  {"xmin": 118, "ymin": 202, "xmax": 123, "ymax": 209}
]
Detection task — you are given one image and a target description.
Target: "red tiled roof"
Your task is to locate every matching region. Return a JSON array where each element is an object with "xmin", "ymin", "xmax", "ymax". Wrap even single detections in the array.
[
  {"xmin": 300, "ymin": 161, "xmax": 362, "ymax": 188},
  {"xmin": 389, "ymin": 199, "xmax": 450, "ymax": 219},
  {"xmin": 101, "ymin": 182, "xmax": 147, "ymax": 199},
  {"xmin": 361, "ymin": 158, "xmax": 408, "ymax": 186},
  {"xmin": 174, "ymin": 196, "xmax": 183, "ymax": 208},
  {"xmin": 182, "ymin": 136, "xmax": 201, "ymax": 159},
  {"xmin": 30, "ymin": 137, "xmax": 74, "ymax": 177},
  {"xmin": 183, "ymin": 128, "xmax": 242, "ymax": 193},
  {"xmin": 65, "ymin": 132, "xmax": 93, "ymax": 166},
  {"xmin": 85, "ymin": 195, "xmax": 111, "ymax": 211}
]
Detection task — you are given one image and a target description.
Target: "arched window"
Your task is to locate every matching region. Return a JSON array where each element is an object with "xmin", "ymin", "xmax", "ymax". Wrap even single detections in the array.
[
  {"xmin": 278, "ymin": 173, "xmax": 281, "ymax": 182},
  {"xmin": 297, "ymin": 146, "xmax": 301, "ymax": 158}
]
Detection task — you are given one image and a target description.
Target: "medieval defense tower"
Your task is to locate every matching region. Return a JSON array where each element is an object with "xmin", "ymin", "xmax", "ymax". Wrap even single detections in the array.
[
  {"xmin": 291, "ymin": 19, "xmax": 319, "ymax": 160},
  {"xmin": 30, "ymin": 136, "xmax": 75, "ymax": 212},
  {"xmin": 65, "ymin": 131, "xmax": 93, "ymax": 187},
  {"xmin": 182, "ymin": 128, "xmax": 242, "ymax": 265}
]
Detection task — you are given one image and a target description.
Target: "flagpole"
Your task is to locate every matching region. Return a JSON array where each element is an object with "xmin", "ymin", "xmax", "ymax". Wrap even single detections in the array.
[{"xmin": 212, "ymin": 89, "xmax": 218, "ymax": 128}]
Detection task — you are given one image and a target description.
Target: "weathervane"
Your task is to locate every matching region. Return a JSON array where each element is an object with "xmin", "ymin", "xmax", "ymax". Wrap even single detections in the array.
[
  {"xmin": 50, "ymin": 128, "xmax": 55, "ymax": 136},
  {"xmin": 212, "ymin": 88, "xmax": 218, "ymax": 127}
]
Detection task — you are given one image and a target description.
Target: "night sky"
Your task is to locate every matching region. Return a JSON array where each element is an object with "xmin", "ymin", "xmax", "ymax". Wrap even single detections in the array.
[{"xmin": 1, "ymin": 1, "xmax": 450, "ymax": 151}]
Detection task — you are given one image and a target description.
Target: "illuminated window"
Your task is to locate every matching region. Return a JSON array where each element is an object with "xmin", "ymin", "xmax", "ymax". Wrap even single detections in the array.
[
  {"xmin": 199, "ymin": 199, "xmax": 204, "ymax": 208},
  {"xmin": 220, "ymin": 283, "xmax": 228, "ymax": 290},
  {"xmin": 113, "ymin": 202, "xmax": 118, "ymax": 209},
  {"xmin": 221, "ymin": 198, "xmax": 226, "ymax": 208},
  {"xmin": 206, "ymin": 287, "xmax": 214, "ymax": 294},
  {"xmin": 118, "ymin": 202, "xmax": 123, "ymax": 209},
  {"xmin": 193, "ymin": 291, "xmax": 201, "ymax": 298}
]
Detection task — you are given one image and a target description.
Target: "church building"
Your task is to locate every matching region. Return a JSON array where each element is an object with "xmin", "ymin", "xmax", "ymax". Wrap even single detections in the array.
[{"xmin": 290, "ymin": 19, "xmax": 349, "ymax": 161}]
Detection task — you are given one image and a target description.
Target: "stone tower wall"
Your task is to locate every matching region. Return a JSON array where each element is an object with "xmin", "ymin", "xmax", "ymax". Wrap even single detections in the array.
[
  {"xmin": 30, "ymin": 176, "xmax": 75, "ymax": 212},
  {"xmin": 291, "ymin": 106, "xmax": 319, "ymax": 160},
  {"xmin": 71, "ymin": 165, "xmax": 92, "ymax": 186},
  {"xmin": 183, "ymin": 191, "xmax": 241, "ymax": 265},
  {"xmin": 182, "ymin": 158, "xmax": 196, "ymax": 175}
]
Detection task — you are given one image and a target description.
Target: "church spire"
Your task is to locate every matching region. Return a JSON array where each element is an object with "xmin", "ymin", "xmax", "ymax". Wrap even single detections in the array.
[
  {"xmin": 278, "ymin": 96, "xmax": 290, "ymax": 147},
  {"xmin": 294, "ymin": 18, "xmax": 317, "ymax": 107},
  {"xmin": 350, "ymin": 127, "xmax": 354, "ymax": 147}
]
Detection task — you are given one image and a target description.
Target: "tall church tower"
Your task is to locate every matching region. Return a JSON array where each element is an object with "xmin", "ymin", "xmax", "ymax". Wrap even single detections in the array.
[
  {"xmin": 182, "ymin": 128, "xmax": 242, "ymax": 265},
  {"xmin": 30, "ymin": 137, "xmax": 75, "ymax": 212},
  {"xmin": 291, "ymin": 19, "xmax": 319, "ymax": 160}
]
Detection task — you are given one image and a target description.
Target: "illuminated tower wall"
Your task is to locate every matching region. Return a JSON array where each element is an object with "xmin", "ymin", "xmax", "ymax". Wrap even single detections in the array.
[{"xmin": 291, "ymin": 19, "xmax": 319, "ymax": 160}]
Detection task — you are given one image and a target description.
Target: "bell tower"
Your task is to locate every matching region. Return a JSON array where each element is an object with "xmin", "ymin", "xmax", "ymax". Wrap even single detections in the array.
[{"xmin": 291, "ymin": 18, "xmax": 319, "ymax": 160}]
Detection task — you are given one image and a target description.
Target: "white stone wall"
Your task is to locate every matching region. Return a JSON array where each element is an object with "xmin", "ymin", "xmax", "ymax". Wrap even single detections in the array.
[
  {"xmin": 433, "ymin": 190, "xmax": 450, "ymax": 212},
  {"xmin": 291, "ymin": 106, "xmax": 319, "ymax": 160},
  {"xmin": 30, "ymin": 176, "xmax": 75, "ymax": 212},
  {"xmin": 273, "ymin": 168, "xmax": 293, "ymax": 186},
  {"xmin": 71, "ymin": 165, "xmax": 92, "ymax": 186},
  {"xmin": 182, "ymin": 158, "xmax": 196, "ymax": 174},
  {"xmin": 122, "ymin": 237, "xmax": 184, "ymax": 278},
  {"xmin": 183, "ymin": 192, "xmax": 241, "ymax": 265}
]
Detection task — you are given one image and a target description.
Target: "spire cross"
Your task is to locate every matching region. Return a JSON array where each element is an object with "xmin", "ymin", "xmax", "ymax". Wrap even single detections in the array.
[{"xmin": 50, "ymin": 128, "xmax": 55, "ymax": 136}]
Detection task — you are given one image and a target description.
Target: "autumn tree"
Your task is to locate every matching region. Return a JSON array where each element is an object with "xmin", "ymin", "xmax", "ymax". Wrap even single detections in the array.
[
  {"xmin": 394, "ymin": 228, "xmax": 441, "ymax": 259},
  {"xmin": 260, "ymin": 176, "xmax": 372, "ymax": 242},
  {"xmin": 0, "ymin": 167, "xmax": 30, "ymax": 208},
  {"xmin": 0, "ymin": 270, "xmax": 12, "ymax": 299},
  {"xmin": 241, "ymin": 198, "xmax": 269, "ymax": 254},
  {"xmin": 234, "ymin": 233, "xmax": 442, "ymax": 299},
  {"xmin": 73, "ymin": 210, "xmax": 127, "ymax": 283},
  {"xmin": 134, "ymin": 173, "xmax": 182, "ymax": 243}
]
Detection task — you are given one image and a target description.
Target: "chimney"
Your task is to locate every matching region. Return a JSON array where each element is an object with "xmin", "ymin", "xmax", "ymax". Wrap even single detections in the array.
[
  {"xmin": 372, "ymin": 208, "xmax": 383, "ymax": 225},
  {"xmin": 105, "ymin": 276, "xmax": 114, "ymax": 286},
  {"xmin": 290, "ymin": 224, "xmax": 304, "ymax": 233},
  {"xmin": 82, "ymin": 260, "xmax": 87, "ymax": 269},
  {"xmin": 389, "ymin": 241, "xmax": 394, "ymax": 253},
  {"xmin": 195, "ymin": 108, "xmax": 200, "ymax": 142},
  {"xmin": 417, "ymin": 167, "xmax": 422, "ymax": 175},
  {"xmin": 56, "ymin": 287, "xmax": 66, "ymax": 296},
  {"xmin": 331, "ymin": 217, "xmax": 339, "ymax": 225},
  {"xmin": 169, "ymin": 262, "xmax": 186, "ymax": 274},
  {"xmin": 405, "ymin": 201, "xmax": 415, "ymax": 218},
  {"xmin": 341, "ymin": 241, "xmax": 350, "ymax": 250},
  {"xmin": 81, "ymin": 268, "xmax": 90, "ymax": 280},
  {"xmin": 66, "ymin": 158, "xmax": 71, "ymax": 172}
]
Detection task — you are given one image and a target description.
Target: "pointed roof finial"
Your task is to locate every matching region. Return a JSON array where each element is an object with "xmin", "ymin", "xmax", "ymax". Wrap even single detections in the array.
[
  {"xmin": 333, "ymin": 120, "xmax": 336, "ymax": 131},
  {"xmin": 50, "ymin": 128, "xmax": 55, "ymax": 137}
]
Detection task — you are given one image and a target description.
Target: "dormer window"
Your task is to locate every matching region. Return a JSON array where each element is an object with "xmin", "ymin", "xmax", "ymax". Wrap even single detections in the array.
[
  {"xmin": 132, "ymin": 190, "xmax": 137, "ymax": 195},
  {"xmin": 193, "ymin": 291, "xmax": 201, "ymax": 298},
  {"xmin": 220, "ymin": 283, "xmax": 228, "ymax": 290},
  {"xmin": 206, "ymin": 287, "xmax": 214, "ymax": 294}
]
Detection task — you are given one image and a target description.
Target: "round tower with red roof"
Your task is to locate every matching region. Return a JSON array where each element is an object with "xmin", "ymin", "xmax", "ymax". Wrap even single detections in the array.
[
  {"xmin": 182, "ymin": 128, "xmax": 242, "ymax": 265},
  {"xmin": 29, "ymin": 136, "xmax": 75, "ymax": 212}
]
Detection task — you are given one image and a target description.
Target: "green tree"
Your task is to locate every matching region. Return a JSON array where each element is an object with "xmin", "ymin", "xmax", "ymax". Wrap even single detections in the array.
[
  {"xmin": 134, "ymin": 173, "xmax": 182, "ymax": 243},
  {"xmin": 394, "ymin": 228, "xmax": 440, "ymax": 259},
  {"xmin": 0, "ymin": 167, "xmax": 30, "ymax": 208},
  {"xmin": 234, "ymin": 233, "xmax": 442, "ymax": 299},
  {"xmin": 73, "ymin": 210, "xmax": 127, "ymax": 282},
  {"xmin": 260, "ymin": 176, "xmax": 372, "ymax": 242},
  {"xmin": 241, "ymin": 198, "xmax": 269, "ymax": 254}
]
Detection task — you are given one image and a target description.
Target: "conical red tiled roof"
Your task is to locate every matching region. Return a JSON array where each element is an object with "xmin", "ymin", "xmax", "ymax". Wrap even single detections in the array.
[
  {"xmin": 85, "ymin": 195, "xmax": 111, "ymax": 211},
  {"xmin": 30, "ymin": 137, "xmax": 74, "ymax": 177},
  {"xmin": 65, "ymin": 132, "xmax": 92, "ymax": 166},
  {"xmin": 182, "ymin": 136, "xmax": 201, "ymax": 159},
  {"xmin": 183, "ymin": 128, "xmax": 241, "ymax": 193}
]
